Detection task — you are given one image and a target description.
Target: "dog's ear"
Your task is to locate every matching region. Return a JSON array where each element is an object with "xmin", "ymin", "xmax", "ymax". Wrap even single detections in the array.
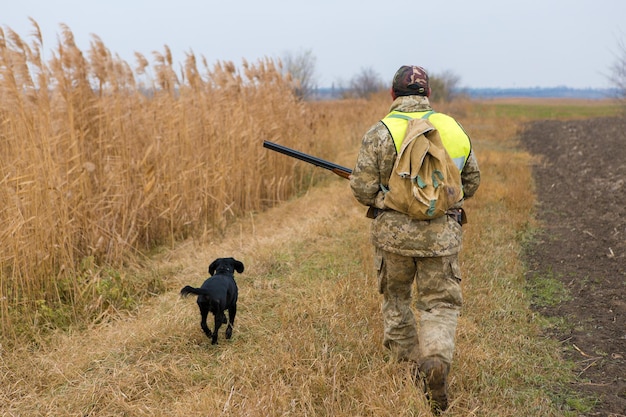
[
  {"xmin": 233, "ymin": 259, "xmax": 244, "ymax": 274},
  {"xmin": 208, "ymin": 259, "xmax": 219, "ymax": 276}
]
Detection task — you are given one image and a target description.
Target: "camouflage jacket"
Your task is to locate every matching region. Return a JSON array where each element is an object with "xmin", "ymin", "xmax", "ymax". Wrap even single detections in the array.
[{"xmin": 349, "ymin": 95, "xmax": 481, "ymax": 257}]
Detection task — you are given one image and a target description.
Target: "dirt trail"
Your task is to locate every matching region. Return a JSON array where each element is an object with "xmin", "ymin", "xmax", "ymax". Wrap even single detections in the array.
[{"xmin": 521, "ymin": 116, "xmax": 626, "ymax": 416}]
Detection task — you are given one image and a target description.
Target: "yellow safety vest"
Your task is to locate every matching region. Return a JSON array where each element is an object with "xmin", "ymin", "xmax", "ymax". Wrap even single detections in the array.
[{"xmin": 381, "ymin": 110, "xmax": 471, "ymax": 171}]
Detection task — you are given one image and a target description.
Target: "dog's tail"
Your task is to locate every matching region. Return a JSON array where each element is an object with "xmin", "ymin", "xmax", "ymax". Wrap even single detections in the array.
[{"xmin": 180, "ymin": 285, "xmax": 211, "ymax": 297}]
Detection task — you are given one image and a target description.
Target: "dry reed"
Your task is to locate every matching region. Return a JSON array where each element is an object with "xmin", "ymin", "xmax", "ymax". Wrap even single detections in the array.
[{"xmin": 0, "ymin": 21, "xmax": 368, "ymax": 341}]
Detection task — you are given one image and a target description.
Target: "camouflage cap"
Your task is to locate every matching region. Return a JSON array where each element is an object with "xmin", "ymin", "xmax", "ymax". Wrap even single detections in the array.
[{"xmin": 392, "ymin": 65, "xmax": 429, "ymax": 96}]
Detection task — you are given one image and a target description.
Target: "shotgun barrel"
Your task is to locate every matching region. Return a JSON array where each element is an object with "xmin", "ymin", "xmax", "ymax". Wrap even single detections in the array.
[{"xmin": 262, "ymin": 140, "xmax": 352, "ymax": 179}]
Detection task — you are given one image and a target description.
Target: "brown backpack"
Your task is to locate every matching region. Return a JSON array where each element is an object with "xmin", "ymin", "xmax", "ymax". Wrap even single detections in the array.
[{"xmin": 383, "ymin": 116, "xmax": 462, "ymax": 220}]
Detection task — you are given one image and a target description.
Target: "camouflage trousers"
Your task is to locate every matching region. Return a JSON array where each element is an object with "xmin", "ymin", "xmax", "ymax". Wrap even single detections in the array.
[{"xmin": 375, "ymin": 248, "xmax": 463, "ymax": 365}]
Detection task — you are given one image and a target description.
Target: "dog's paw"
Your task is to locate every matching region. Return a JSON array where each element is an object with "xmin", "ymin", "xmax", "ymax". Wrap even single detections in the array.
[{"xmin": 225, "ymin": 328, "xmax": 233, "ymax": 339}]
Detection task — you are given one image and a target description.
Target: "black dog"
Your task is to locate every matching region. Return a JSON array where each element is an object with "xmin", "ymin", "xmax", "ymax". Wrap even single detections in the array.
[{"xmin": 180, "ymin": 257, "xmax": 244, "ymax": 344}]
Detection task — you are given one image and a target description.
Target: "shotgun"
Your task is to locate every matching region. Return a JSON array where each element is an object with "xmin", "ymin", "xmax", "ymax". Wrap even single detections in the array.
[
  {"xmin": 263, "ymin": 140, "xmax": 383, "ymax": 218},
  {"xmin": 262, "ymin": 140, "xmax": 464, "ymax": 223},
  {"xmin": 262, "ymin": 140, "xmax": 352, "ymax": 180}
]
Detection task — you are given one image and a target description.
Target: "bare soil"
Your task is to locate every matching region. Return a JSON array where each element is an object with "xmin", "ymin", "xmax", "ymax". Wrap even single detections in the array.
[{"xmin": 521, "ymin": 116, "xmax": 626, "ymax": 416}]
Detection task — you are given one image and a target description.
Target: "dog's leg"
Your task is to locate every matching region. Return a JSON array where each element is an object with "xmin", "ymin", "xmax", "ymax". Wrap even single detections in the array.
[
  {"xmin": 212, "ymin": 313, "xmax": 224, "ymax": 345},
  {"xmin": 225, "ymin": 305, "xmax": 236, "ymax": 339},
  {"xmin": 199, "ymin": 304, "xmax": 212, "ymax": 339}
]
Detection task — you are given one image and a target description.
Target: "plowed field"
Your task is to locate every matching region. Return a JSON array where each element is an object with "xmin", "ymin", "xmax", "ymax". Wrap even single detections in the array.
[{"xmin": 522, "ymin": 116, "xmax": 626, "ymax": 416}]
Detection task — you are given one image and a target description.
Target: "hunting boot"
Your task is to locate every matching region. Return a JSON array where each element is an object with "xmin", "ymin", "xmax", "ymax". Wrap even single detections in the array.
[{"xmin": 418, "ymin": 357, "xmax": 450, "ymax": 414}]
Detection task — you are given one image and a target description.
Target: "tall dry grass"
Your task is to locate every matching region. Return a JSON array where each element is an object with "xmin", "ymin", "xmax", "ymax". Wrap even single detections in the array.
[{"xmin": 0, "ymin": 20, "xmax": 385, "ymax": 342}]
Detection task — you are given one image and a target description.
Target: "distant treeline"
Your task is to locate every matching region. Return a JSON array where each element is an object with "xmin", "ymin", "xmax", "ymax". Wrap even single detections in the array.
[
  {"xmin": 463, "ymin": 87, "xmax": 618, "ymax": 100},
  {"xmin": 312, "ymin": 86, "xmax": 619, "ymax": 100}
]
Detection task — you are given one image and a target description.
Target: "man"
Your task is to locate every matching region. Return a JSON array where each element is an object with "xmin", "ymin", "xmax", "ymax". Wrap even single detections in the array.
[{"xmin": 349, "ymin": 65, "xmax": 480, "ymax": 413}]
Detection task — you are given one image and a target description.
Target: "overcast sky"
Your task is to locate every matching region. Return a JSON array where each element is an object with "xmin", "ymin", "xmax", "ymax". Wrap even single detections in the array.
[{"xmin": 4, "ymin": 0, "xmax": 626, "ymax": 89}]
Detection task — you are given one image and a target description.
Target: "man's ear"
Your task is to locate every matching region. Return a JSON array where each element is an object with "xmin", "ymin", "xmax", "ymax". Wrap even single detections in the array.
[{"xmin": 390, "ymin": 88, "xmax": 397, "ymax": 100}]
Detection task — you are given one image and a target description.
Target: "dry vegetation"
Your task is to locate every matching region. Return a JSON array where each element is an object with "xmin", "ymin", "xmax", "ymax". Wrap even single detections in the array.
[
  {"xmin": 2, "ymin": 20, "xmax": 618, "ymax": 416},
  {"xmin": 0, "ymin": 20, "xmax": 384, "ymax": 340}
]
